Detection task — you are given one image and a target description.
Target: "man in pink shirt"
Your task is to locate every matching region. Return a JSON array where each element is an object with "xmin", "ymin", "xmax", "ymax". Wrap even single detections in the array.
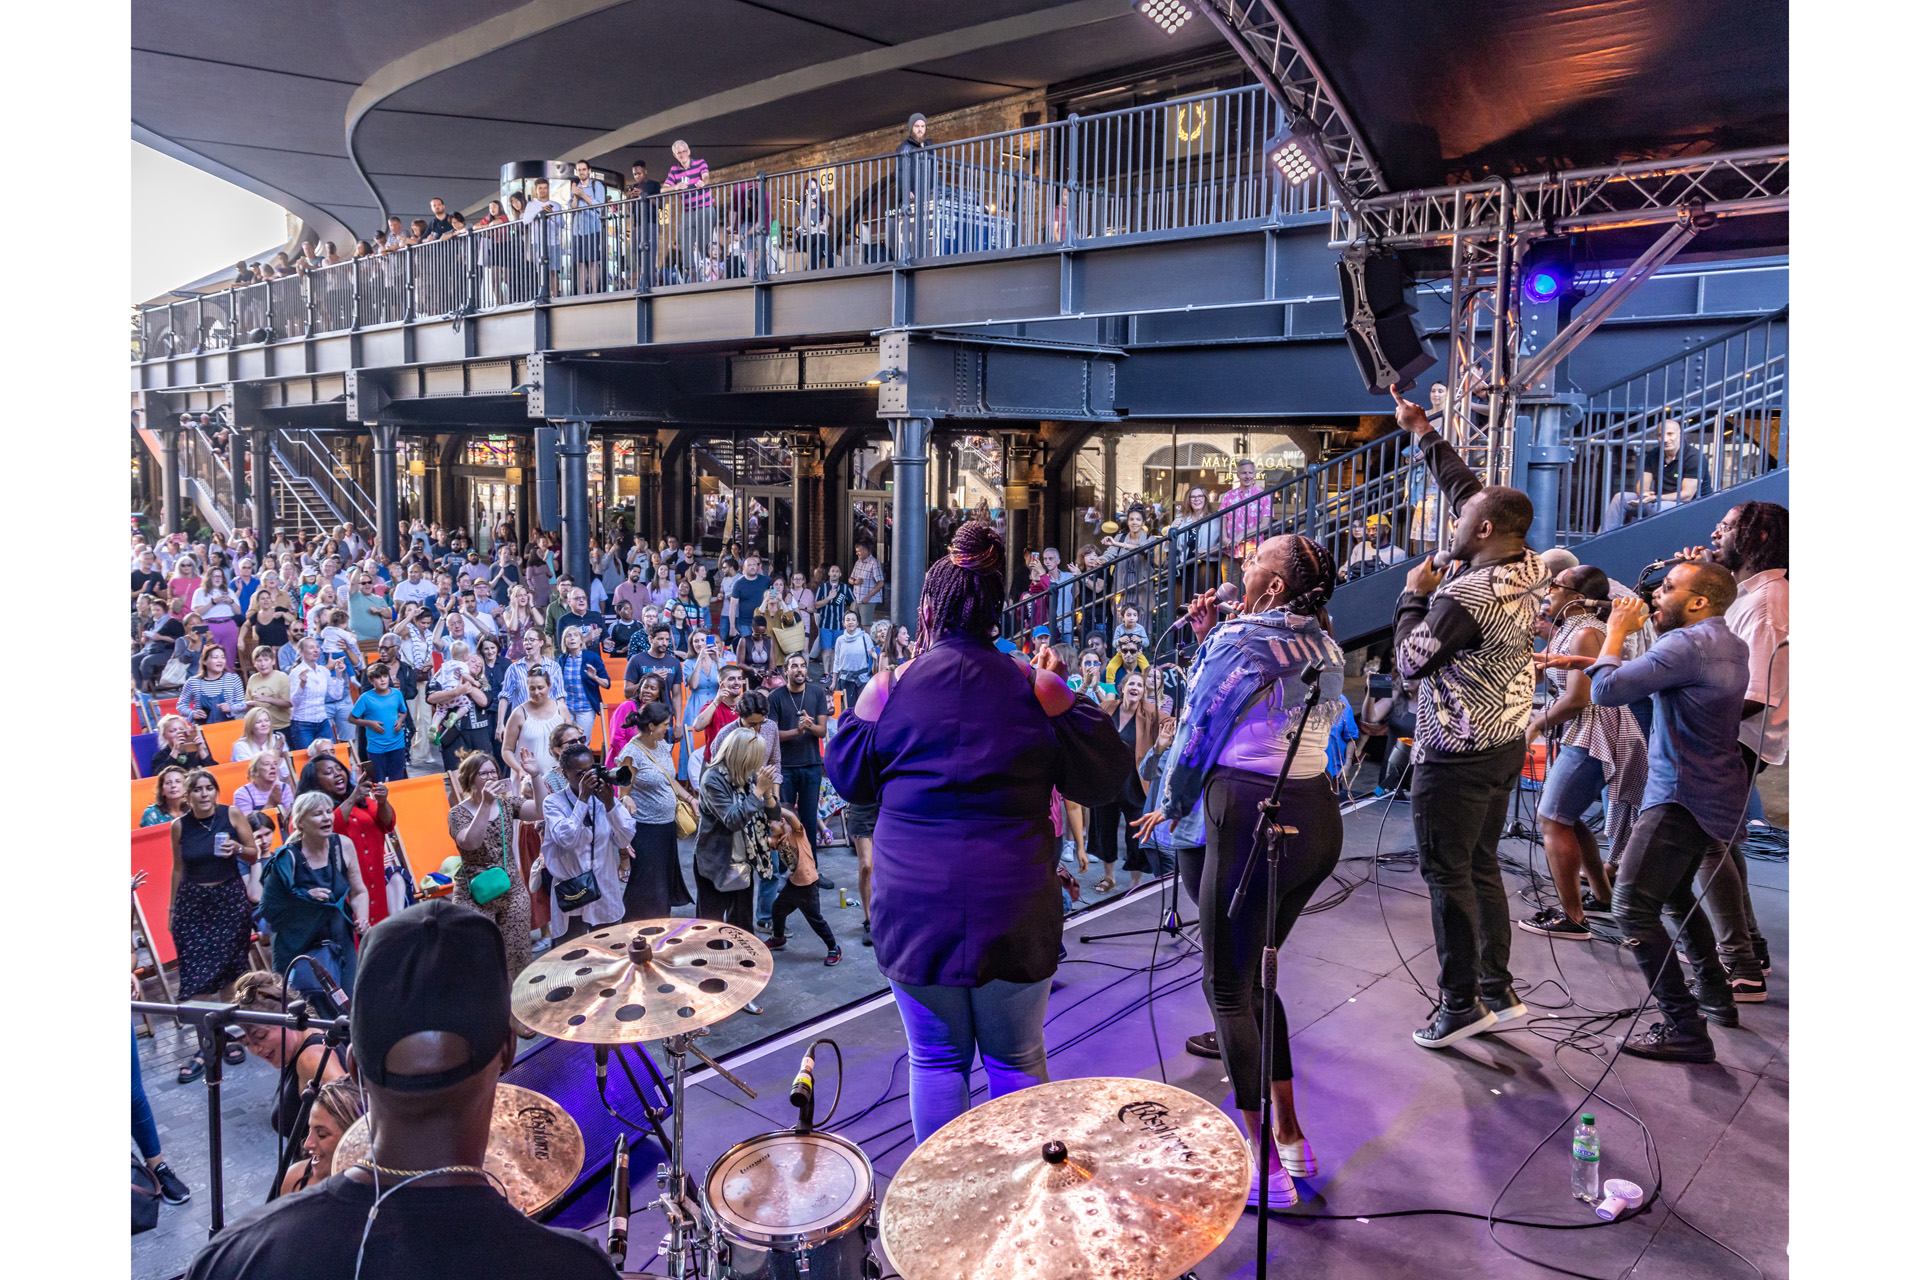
[{"xmin": 1218, "ymin": 458, "xmax": 1273, "ymax": 560}]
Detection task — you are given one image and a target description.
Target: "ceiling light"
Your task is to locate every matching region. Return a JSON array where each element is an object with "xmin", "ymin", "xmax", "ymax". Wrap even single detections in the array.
[
  {"xmin": 1264, "ymin": 122, "xmax": 1330, "ymax": 185},
  {"xmin": 1131, "ymin": 0, "xmax": 1195, "ymax": 37}
]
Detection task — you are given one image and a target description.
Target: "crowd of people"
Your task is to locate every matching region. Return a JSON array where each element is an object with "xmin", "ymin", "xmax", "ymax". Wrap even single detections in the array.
[{"xmin": 137, "ymin": 396, "xmax": 1787, "ymax": 1257}]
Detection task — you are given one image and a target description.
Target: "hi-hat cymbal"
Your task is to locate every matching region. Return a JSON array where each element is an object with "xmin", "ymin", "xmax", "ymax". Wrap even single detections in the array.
[
  {"xmin": 510, "ymin": 918, "xmax": 772, "ymax": 1043},
  {"xmin": 332, "ymin": 1083, "xmax": 584, "ymax": 1215},
  {"xmin": 881, "ymin": 1078, "xmax": 1250, "ymax": 1280}
]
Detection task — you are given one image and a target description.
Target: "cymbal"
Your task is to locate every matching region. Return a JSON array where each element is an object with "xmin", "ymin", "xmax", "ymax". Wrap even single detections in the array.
[
  {"xmin": 332, "ymin": 1082, "xmax": 584, "ymax": 1215},
  {"xmin": 510, "ymin": 918, "xmax": 772, "ymax": 1043},
  {"xmin": 881, "ymin": 1078, "xmax": 1250, "ymax": 1280}
]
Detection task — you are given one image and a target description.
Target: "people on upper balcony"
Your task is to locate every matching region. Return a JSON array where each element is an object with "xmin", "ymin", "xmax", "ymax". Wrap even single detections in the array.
[
  {"xmin": 1601, "ymin": 418, "xmax": 1713, "ymax": 530},
  {"xmin": 1338, "ymin": 515, "xmax": 1410, "ymax": 582}
]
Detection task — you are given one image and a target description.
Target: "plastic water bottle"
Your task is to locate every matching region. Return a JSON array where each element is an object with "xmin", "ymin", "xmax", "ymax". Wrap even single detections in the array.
[{"xmin": 1571, "ymin": 1114, "xmax": 1601, "ymax": 1201}]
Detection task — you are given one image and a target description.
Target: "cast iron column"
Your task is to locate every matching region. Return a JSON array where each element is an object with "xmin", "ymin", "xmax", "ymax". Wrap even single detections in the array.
[
  {"xmin": 790, "ymin": 437, "xmax": 816, "ymax": 576},
  {"xmin": 560, "ymin": 420, "xmax": 591, "ymax": 582},
  {"xmin": 370, "ymin": 422, "xmax": 401, "ymax": 559},
  {"xmin": 889, "ymin": 416, "xmax": 930, "ymax": 637},
  {"xmin": 161, "ymin": 426, "xmax": 183, "ymax": 536},
  {"xmin": 250, "ymin": 426, "xmax": 274, "ymax": 546},
  {"xmin": 1005, "ymin": 436, "xmax": 1033, "ymax": 564}
]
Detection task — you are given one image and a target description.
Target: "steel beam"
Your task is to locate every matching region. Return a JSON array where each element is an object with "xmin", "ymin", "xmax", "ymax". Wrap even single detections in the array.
[
  {"xmin": 559, "ymin": 420, "xmax": 591, "ymax": 583},
  {"xmin": 889, "ymin": 417, "xmax": 931, "ymax": 638},
  {"xmin": 369, "ymin": 422, "xmax": 401, "ymax": 559}
]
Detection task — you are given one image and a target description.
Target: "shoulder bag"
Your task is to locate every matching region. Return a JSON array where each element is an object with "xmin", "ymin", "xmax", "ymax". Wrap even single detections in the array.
[
  {"xmin": 638, "ymin": 745, "xmax": 700, "ymax": 838},
  {"xmin": 551, "ymin": 801, "xmax": 603, "ymax": 912}
]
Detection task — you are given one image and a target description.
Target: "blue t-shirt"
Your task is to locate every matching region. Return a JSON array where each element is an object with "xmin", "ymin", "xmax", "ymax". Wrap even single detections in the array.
[
  {"xmin": 351, "ymin": 688, "xmax": 409, "ymax": 753},
  {"xmin": 1325, "ymin": 697, "xmax": 1359, "ymax": 779}
]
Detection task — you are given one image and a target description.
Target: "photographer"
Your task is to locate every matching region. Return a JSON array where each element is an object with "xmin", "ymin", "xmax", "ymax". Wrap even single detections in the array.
[{"xmin": 542, "ymin": 742, "xmax": 637, "ymax": 944}]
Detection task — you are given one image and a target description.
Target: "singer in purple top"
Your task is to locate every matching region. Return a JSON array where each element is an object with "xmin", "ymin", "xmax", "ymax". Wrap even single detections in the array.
[
  {"xmin": 1135, "ymin": 534, "xmax": 1345, "ymax": 1209},
  {"xmin": 825, "ymin": 523, "xmax": 1131, "ymax": 1143}
]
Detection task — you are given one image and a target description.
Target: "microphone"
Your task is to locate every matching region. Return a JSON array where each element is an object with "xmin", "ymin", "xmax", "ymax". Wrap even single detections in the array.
[
  {"xmin": 1173, "ymin": 582, "xmax": 1239, "ymax": 630},
  {"xmin": 790, "ymin": 1041, "xmax": 818, "ymax": 1133},
  {"xmin": 606, "ymin": 1134, "xmax": 630, "ymax": 1268},
  {"xmin": 1299, "ymin": 659, "xmax": 1327, "ymax": 685},
  {"xmin": 595, "ymin": 1044, "xmax": 610, "ymax": 1098}
]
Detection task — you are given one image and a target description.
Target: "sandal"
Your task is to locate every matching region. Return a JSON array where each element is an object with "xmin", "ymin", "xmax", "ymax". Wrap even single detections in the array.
[
  {"xmin": 223, "ymin": 1041, "xmax": 246, "ymax": 1066},
  {"xmin": 1092, "ymin": 877, "xmax": 1116, "ymax": 894},
  {"xmin": 177, "ymin": 1054, "xmax": 205, "ymax": 1085}
]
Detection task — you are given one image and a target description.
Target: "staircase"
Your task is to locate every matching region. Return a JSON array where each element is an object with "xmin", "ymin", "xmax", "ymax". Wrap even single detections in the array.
[
  {"xmin": 1000, "ymin": 309, "xmax": 1788, "ymax": 648},
  {"xmin": 140, "ymin": 424, "xmax": 369, "ymax": 542}
]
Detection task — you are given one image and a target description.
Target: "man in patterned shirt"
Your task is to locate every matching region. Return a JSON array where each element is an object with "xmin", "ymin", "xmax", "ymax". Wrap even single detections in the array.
[
  {"xmin": 1389, "ymin": 386, "xmax": 1548, "ymax": 1051},
  {"xmin": 664, "ymin": 139, "xmax": 713, "ymax": 285},
  {"xmin": 849, "ymin": 540, "xmax": 884, "ymax": 629},
  {"xmin": 1217, "ymin": 458, "xmax": 1272, "ymax": 570}
]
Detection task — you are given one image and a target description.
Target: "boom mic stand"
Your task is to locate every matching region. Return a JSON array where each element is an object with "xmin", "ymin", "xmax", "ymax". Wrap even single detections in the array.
[
  {"xmin": 1226, "ymin": 662, "xmax": 1326, "ymax": 1280},
  {"xmin": 133, "ymin": 997, "xmax": 349, "ymax": 1235}
]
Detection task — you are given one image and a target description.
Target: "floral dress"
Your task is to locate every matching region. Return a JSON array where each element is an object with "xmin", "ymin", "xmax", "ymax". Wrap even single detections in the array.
[{"xmin": 447, "ymin": 799, "xmax": 534, "ymax": 979}]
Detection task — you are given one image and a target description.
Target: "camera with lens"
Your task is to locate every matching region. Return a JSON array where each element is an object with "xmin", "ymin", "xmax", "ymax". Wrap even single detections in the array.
[{"xmin": 590, "ymin": 763, "xmax": 633, "ymax": 788}]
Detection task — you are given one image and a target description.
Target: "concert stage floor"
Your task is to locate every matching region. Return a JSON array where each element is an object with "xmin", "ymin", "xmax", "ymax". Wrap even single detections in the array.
[{"xmin": 134, "ymin": 797, "xmax": 1788, "ymax": 1279}]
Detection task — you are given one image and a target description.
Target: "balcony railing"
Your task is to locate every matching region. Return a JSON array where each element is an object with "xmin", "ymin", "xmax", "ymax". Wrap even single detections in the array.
[{"xmin": 133, "ymin": 84, "xmax": 1330, "ymax": 359}]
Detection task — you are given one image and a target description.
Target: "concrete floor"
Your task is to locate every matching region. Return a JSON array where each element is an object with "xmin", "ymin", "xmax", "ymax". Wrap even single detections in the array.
[{"xmin": 134, "ymin": 788, "xmax": 1787, "ymax": 1279}]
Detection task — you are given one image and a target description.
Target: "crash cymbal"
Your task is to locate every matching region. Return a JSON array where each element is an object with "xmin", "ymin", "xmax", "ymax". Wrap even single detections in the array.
[
  {"xmin": 332, "ymin": 1083, "xmax": 584, "ymax": 1215},
  {"xmin": 881, "ymin": 1077, "xmax": 1250, "ymax": 1280},
  {"xmin": 510, "ymin": 918, "xmax": 772, "ymax": 1043}
]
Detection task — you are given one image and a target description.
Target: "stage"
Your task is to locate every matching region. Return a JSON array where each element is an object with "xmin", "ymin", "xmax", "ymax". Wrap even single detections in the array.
[{"xmin": 133, "ymin": 795, "xmax": 1788, "ymax": 1279}]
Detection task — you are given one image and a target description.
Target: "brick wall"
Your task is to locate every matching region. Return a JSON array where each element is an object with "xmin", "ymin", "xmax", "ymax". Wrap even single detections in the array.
[{"xmin": 705, "ymin": 90, "xmax": 1048, "ymax": 185}]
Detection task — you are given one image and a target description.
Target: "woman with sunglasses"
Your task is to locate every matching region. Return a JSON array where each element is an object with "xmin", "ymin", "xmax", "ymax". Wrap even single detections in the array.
[
  {"xmin": 168, "ymin": 768, "xmax": 263, "ymax": 1083},
  {"xmin": 449, "ymin": 751, "xmax": 545, "ymax": 983}
]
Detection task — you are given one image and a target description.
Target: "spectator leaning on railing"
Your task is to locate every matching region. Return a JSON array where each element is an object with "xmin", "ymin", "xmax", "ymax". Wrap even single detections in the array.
[{"xmin": 665, "ymin": 139, "xmax": 714, "ymax": 283}]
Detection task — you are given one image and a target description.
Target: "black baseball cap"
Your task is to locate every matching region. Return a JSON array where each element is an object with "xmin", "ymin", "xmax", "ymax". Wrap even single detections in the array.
[{"xmin": 351, "ymin": 899, "xmax": 510, "ymax": 1093}]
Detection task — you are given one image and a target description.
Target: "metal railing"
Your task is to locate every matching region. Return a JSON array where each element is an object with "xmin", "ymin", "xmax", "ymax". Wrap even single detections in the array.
[
  {"xmin": 179, "ymin": 423, "xmax": 237, "ymax": 533},
  {"xmin": 273, "ymin": 430, "xmax": 376, "ymax": 531},
  {"xmin": 1000, "ymin": 429, "xmax": 1442, "ymax": 648},
  {"xmin": 134, "ymin": 84, "xmax": 1333, "ymax": 358},
  {"xmin": 1558, "ymin": 308, "xmax": 1788, "ymax": 541}
]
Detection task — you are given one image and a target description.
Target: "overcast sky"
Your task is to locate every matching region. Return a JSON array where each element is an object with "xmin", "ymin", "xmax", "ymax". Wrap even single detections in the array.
[{"xmin": 131, "ymin": 142, "xmax": 289, "ymax": 303}]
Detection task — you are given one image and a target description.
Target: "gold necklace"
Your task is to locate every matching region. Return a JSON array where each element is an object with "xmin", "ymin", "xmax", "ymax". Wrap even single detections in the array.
[{"xmin": 353, "ymin": 1160, "xmax": 488, "ymax": 1178}]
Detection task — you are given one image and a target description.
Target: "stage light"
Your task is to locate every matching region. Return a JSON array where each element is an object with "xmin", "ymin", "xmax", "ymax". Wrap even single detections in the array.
[
  {"xmin": 1519, "ymin": 236, "xmax": 1576, "ymax": 304},
  {"xmin": 1264, "ymin": 123, "xmax": 1330, "ymax": 185},
  {"xmin": 1131, "ymin": 0, "xmax": 1195, "ymax": 36}
]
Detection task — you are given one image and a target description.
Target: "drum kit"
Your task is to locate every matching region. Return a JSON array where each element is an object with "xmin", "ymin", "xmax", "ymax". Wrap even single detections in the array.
[{"xmin": 362, "ymin": 917, "xmax": 1256, "ymax": 1280}]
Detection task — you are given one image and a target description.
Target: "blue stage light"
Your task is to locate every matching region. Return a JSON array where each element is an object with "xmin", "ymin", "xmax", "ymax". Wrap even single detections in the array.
[{"xmin": 1518, "ymin": 237, "xmax": 1576, "ymax": 304}]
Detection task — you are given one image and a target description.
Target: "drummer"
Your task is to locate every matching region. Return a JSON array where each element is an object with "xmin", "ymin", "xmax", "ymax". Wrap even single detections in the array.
[
  {"xmin": 185, "ymin": 899, "xmax": 618, "ymax": 1278},
  {"xmin": 825, "ymin": 523, "xmax": 1131, "ymax": 1143}
]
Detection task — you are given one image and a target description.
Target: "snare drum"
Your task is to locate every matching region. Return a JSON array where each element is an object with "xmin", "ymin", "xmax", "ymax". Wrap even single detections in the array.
[{"xmin": 702, "ymin": 1129, "xmax": 877, "ymax": 1280}]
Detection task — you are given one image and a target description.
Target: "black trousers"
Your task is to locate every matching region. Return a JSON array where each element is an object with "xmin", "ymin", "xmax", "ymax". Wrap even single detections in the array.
[
  {"xmin": 1411, "ymin": 740, "xmax": 1524, "ymax": 1009},
  {"xmin": 781, "ymin": 764, "xmax": 823, "ymax": 847},
  {"xmin": 695, "ymin": 868, "xmax": 754, "ymax": 930},
  {"xmin": 623, "ymin": 820, "xmax": 689, "ymax": 923},
  {"xmin": 1198, "ymin": 767, "xmax": 1342, "ymax": 1110},
  {"xmin": 1089, "ymin": 794, "xmax": 1150, "ymax": 872},
  {"xmin": 771, "ymin": 880, "xmax": 837, "ymax": 950},
  {"xmin": 1614, "ymin": 803, "xmax": 1731, "ymax": 1028}
]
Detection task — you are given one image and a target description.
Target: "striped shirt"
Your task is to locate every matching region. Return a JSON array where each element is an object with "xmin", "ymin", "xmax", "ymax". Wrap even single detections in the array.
[{"xmin": 667, "ymin": 159, "xmax": 713, "ymax": 208}]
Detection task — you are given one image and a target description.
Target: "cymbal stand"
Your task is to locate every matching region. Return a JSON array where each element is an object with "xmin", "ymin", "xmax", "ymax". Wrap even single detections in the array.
[{"xmin": 654, "ymin": 1026, "xmax": 759, "ymax": 1279}]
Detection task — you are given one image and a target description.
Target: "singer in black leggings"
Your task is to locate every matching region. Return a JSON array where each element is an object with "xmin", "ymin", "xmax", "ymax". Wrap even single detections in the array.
[{"xmin": 1198, "ymin": 767, "xmax": 1342, "ymax": 1104}]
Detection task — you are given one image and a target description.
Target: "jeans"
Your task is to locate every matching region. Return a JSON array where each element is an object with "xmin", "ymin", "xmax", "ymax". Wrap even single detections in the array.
[
  {"xmin": 756, "ymin": 867, "xmax": 787, "ymax": 925},
  {"xmin": 781, "ymin": 763, "xmax": 823, "ymax": 847},
  {"xmin": 286, "ymin": 719, "xmax": 330, "ymax": 750},
  {"xmin": 1613, "ymin": 803, "xmax": 1731, "ymax": 1027},
  {"xmin": 325, "ymin": 699, "xmax": 353, "ymax": 742},
  {"xmin": 1199, "ymin": 768, "xmax": 1342, "ymax": 1109},
  {"xmin": 570, "ymin": 706, "xmax": 597, "ymax": 739},
  {"xmin": 1696, "ymin": 841, "xmax": 1764, "ymax": 980},
  {"xmin": 1411, "ymin": 739, "xmax": 1524, "ymax": 1009},
  {"xmin": 366, "ymin": 748, "xmax": 410, "ymax": 783},
  {"xmin": 891, "ymin": 977, "xmax": 1052, "ymax": 1143},
  {"xmin": 133, "ymin": 1029, "xmax": 161, "ymax": 1160}
]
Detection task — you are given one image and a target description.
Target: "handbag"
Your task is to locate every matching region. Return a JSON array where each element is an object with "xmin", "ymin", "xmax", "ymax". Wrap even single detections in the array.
[
  {"xmin": 771, "ymin": 619, "xmax": 807, "ymax": 655},
  {"xmin": 132, "ymin": 1160, "xmax": 161, "ymax": 1235},
  {"xmin": 158, "ymin": 657, "xmax": 190, "ymax": 687},
  {"xmin": 638, "ymin": 746, "xmax": 699, "ymax": 838},
  {"xmin": 553, "ymin": 867, "xmax": 602, "ymax": 913},
  {"xmin": 469, "ymin": 865, "xmax": 511, "ymax": 905}
]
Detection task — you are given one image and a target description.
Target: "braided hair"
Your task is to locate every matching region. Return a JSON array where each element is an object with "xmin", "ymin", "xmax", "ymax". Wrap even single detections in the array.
[
  {"xmin": 1724, "ymin": 501, "xmax": 1787, "ymax": 576},
  {"xmin": 918, "ymin": 521, "xmax": 1006, "ymax": 640},
  {"xmin": 1251, "ymin": 534, "xmax": 1337, "ymax": 632}
]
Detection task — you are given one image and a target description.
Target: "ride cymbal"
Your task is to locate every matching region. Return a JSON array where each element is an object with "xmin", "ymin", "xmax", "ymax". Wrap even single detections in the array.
[
  {"xmin": 511, "ymin": 918, "xmax": 772, "ymax": 1043},
  {"xmin": 332, "ymin": 1083, "xmax": 584, "ymax": 1215},
  {"xmin": 881, "ymin": 1077, "xmax": 1250, "ymax": 1280}
]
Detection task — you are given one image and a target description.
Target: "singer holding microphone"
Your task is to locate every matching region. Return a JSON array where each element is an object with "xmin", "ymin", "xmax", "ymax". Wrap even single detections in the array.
[
  {"xmin": 1134, "ymin": 534, "xmax": 1345, "ymax": 1209},
  {"xmin": 825, "ymin": 523, "xmax": 1131, "ymax": 1144}
]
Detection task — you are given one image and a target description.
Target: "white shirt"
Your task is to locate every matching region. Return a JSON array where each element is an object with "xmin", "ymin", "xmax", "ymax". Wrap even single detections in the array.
[
  {"xmin": 288, "ymin": 661, "xmax": 331, "ymax": 723},
  {"xmin": 541, "ymin": 785, "xmax": 635, "ymax": 928},
  {"xmin": 1726, "ymin": 569, "xmax": 1788, "ymax": 765},
  {"xmin": 392, "ymin": 579, "xmax": 437, "ymax": 607}
]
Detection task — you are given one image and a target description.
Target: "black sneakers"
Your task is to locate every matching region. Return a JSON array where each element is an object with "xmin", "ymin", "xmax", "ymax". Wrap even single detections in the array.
[
  {"xmin": 151, "ymin": 1162, "xmax": 191, "ymax": 1205},
  {"xmin": 1517, "ymin": 908, "xmax": 1591, "ymax": 941},
  {"xmin": 1187, "ymin": 1030, "xmax": 1221, "ymax": 1059},
  {"xmin": 1580, "ymin": 891, "xmax": 1613, "ymax": 918},
  {"xmin": 1413, "ymin": 1001, "xmax": 1498, "ymax": 1049},
  {"xmin": 1620, "ymin": 1019, "xmax": 1716, "ymax": 1063},
  {"xmin": 1689, "ymin": 981, "xmax": 1740, "ymax": 1028},
  {"xmin": 1482, "ymin": 985, "xmax": 1529, "ymax": 1023},
  {"xmin": 1731, "ymin": 975, "xmax": 1768, "ymax": 1003},
  {"xmin": 861, "ymin": 918, "xmax": 873, "ymax": 947},
  {"xmin": 1753, "ymin": 937, "xmax": 1772, "ymax": 975}
]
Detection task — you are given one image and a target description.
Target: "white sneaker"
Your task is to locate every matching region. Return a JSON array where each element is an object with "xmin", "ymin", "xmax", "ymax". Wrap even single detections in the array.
[
  {"xmin": 1274, "ymin": 1138, "xmax": 1317, "ymax": 1178},
  {"xmin": 1245, "ymin": 1141, "xmax": 1297, "ymax": 1210},
  {"xmin": 1060, "ymin": 839, "xmax": 1078, "ymax": 863}
]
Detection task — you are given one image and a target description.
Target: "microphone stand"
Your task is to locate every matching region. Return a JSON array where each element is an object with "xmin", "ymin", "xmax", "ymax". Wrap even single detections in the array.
[
  {"xmin": 1226, "ymin": 665, "xmax": 1326, "ymax": 1280},
  {"xmin": 133, "ymin": 998, "xmax": 346, "ymax": 1235}
]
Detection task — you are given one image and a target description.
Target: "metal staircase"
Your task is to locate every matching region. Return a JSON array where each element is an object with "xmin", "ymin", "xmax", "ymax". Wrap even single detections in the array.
[
  {"xmin": 142, "ymin": 423, "xmax": 372, "ymax": 542},
  {"xmin": 999, "ymin": 309, "xmax": 1788, "ymax": 648}
]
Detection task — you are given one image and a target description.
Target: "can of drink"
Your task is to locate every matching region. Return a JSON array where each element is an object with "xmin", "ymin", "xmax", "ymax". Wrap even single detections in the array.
[{"xmin": 838, "ymin": 889, "xmax": 848, "ymax": 908}]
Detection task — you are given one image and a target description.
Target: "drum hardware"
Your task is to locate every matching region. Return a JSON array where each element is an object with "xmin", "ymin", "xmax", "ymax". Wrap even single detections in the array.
[{"xmin": 331, "ymin": 1082, "xmax": 586, "ymax": 1215}]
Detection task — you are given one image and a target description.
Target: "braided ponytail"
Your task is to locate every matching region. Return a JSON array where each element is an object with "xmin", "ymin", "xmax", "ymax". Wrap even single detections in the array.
[
  {"xmin": 1276, "ymin": 534, "xmax": 1337, "ymax": 632},
  {"xmin": 918, "ymin": 521, "xmax": 1007, "ymax": 639}
]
